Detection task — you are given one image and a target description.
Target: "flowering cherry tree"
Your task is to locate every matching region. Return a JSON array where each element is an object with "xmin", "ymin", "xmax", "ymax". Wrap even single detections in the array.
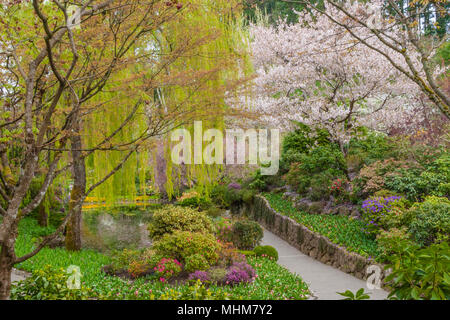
[{"xmin": 249, "ymin": 1, "xmax": 447, "ymax": 146}]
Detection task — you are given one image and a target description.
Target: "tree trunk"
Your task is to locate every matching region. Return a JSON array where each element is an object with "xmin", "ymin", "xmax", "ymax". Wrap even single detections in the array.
[
  {"xmin": 155, "ymin": 138, "xmax": 167, "ymax": 198},
  {"xmin": 0, "ymin": 243, "xmax": 15, "ymax": 300},
  {"xmin": 37, "ymin": 201, "xmax": 48, "ymax": 227},
  {"xmin": 65, "ymin": 120, "xmax": 86, "ymax": 252}
]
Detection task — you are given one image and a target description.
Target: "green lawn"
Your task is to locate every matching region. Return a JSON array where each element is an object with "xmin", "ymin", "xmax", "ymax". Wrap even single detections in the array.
[{"xmin": 263, "ymin": 193, "xmax": 380, "ymax": 259}]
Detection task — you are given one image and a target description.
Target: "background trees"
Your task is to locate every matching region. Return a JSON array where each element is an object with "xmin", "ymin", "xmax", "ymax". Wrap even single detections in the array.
[
  {"xmin": 296, "ymin": 0, "xmax": 449, "ymax": 118},
  {"xmin": 249, "ymin": 0, "xmax": 448, "ymax": 148}
]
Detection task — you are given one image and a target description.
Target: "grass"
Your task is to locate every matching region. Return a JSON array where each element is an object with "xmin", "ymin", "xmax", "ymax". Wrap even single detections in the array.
[
  {"xmin": 12, "ymin": 217, "xmax": 310, "ymax": 300},
  {"xmin": 263, "ymin": 193, "xmax": 381, "ymax": 259}
]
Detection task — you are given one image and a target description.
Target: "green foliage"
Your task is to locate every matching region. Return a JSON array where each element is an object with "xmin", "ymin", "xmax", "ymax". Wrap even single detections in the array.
[
  {"xmin": 385, "ymin": 242, "xmax": 450, "ymax": 300},
  {"xmin": 184, "ymin": 254, "xmax": 210, "ymax": 273},
  {"xmin": 405, "ymin": 196, "xmax": 450, "ymax": 246},
  {"xmin": 376, "ymin": 227, "xmax": 413, "ymax": 262},
  {"xmin": 231, "ymin": 220, "xmax": 264, "ymax": 250},
  {"xmin": 237, "ymin": 250, "xmax": 256, "ymax": 257},
  {"xmin": 210, "ymin": 184, "xmax": 257, "ymax": 208},
  {"xmin": 177, "ymin": 195, "xmax": 213, "ymax": 211},
  {"xmin": 210, "ymin": 184, "xmax": 231, "ymax": 208},
  {"xmin": 147, "ymin": 205, "xmax": 214, "ymax": 240},
  {"xmin": 347, "ymin": 133, "xmax": 393, "ymax": 169},
  {"xmin": 337, "ymin": 288, "xmax": 371, "ymax": 300},
  {"xmin": 208, "ymin": 267, "xmax": 228, "ymax": 285},
  {"xmin": 284, "ymin": 143, "xmax": 347, "ymax": 199},
  {"xmin": 109, "ymin": 248, "xmax": 143, "ymax": 273},
  {"xmin": 241, "ymin": 189, "xmax": 257, "ymax": 204},
  {"xmin": 265, "ymin": 193, "xmax": 380, "ymax": 259},
  {"xmin": 210, "ymin": 184, "xmax": 242, "ymax": 208},
  {"xmin": 383, "ymin": 153, "xmax": 449, "ymax": 201},
  {"xmin": 248, "ymin": 169, "xmax": 268, "ymax": 191},
  {"xmin": 360, "ymin": 196, "xmax": 408, "ymax": 237},
  {"xmin": 11, "ymin": 265, "xmax": 93, "ymax": 300},
  {"xmin": 253, "ymin": 245, "xmax": 278, "ymax": 261},
  {"xmin": 13, "ymin": 218, "xmax": 309, "ymax": 300},
  {"xmin": 153, "ymin": 231, "xmax": 220, "ymax": 267}
]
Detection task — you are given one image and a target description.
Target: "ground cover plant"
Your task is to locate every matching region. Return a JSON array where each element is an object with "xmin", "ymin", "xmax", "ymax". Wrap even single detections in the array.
[{"xmin": 263, "ymin": 193, "xmax": 381, "ymax": 259}]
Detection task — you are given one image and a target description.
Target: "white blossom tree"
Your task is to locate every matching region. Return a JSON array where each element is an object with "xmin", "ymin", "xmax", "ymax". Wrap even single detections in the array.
[{"xmin": 248, "ymin": 1, "xmax": 448, "ymax": 147}]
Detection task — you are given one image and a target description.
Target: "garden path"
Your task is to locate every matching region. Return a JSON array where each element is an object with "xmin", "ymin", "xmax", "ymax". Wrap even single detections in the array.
[{"xmin": 261, "ymin": 229, "xmax": 389, "ymax": 300}]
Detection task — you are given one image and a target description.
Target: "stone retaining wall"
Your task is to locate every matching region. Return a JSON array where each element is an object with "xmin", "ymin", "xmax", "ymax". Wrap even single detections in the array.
[{"xmin": 238, "ymin": 195, "xmax": 385, "ymax": 282}]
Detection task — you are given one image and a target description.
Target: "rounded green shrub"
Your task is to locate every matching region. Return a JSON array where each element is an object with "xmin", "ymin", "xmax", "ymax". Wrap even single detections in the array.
[
  {"xmin": 231, "ymin": 220, "xmax": 263, "ymax": 250},
  {"xmin": 253, "ymin": 245, "xmax": 279, "ymax": 261},
  {"xmin": 153, "ymin": 230, "xmax": 220, "ymax": 267},
  {"xmin": 147, "ymin": 205, "xmax": 214, "ymax": 240},
  {"xmin": 184, "ymin": 254, "xmax": 210, "ymax": 272},
  {"xmin": 208, "ymin": 267, "xmax": 228, "ymax": 285},
  {"xmin": 406, "ymin": 196, "xmax": 450, "ymax": 246}
]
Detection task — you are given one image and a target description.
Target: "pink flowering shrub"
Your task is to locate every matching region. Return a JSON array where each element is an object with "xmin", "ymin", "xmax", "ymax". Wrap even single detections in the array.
[{"xmin": 153, "ymin": 258, "xmax": 182, "ymax": 281}]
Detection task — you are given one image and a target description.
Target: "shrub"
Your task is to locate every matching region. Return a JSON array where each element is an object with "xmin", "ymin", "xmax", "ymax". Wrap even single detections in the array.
[
  {"xmin": 284, "ymin": 144, "xmax": 346, "ymax": 198},
  {"xmin": 405, "ymin": 196, "xmax": 450, "ymax": 246},
  {"xmin": 205, "ymin": 206, "xmax": 224, "ymax": 219},
  {"xmin": 153, "ymin": 231, "xmax": 220, "ymax": 267},
  {"xmin": 208, "ymin": 267, "xmax": 228, "ymax": 285},
  {"xmin": 241, "ymin": 189, "xmax": 257, "ymax": 204},
  {"xmin": 228, "ymin": 182, "xmax": 242, "ymax": 190},
  {"xmin": 361, "ymin": 196, "xmax": 406, "ymax": 236},
  {"xmin": 280, "ymin": 123, "xmax": 332, "ymax": 172},
  {"xmin": 128, "ymin": 259, "xmax": 149, "ymax": 278},
  {"xmin": 347, "ymin": 132, "xmax": 393, "ymax": 169},
  {"xmin": 11, "ymin": 265, "xmax": 93, "ymax": 300},
  {"xmin": 176, "ymin": 190, "xmax": 213, "ymax": 211},
  {"xmin": 153, "ymin": 258, "xmax": 182, "ymax": 282},
  {"xmin": 110, "ymin": 248, "xmax": 143, "ymax": 273},
  {"xmin": 385, "ymin": 242, "xmax": 450, "ymax": 300},
  {"xmin": 376, "ymin": 227, "xmax": 413, "ymax": 262},
  {"xmin": 231, "ymin": 220, "xmax": 263, "ymax": 250},
  {"xmin": 253, "ymin": 245, "xmax": 279, "ymax": 261},
  {"xmin": 384, "ymin": 157, "xmax": 450, "ymax": 201},
  {"xmin": 147, "ymin": 205, "xmax": 214, "ymax": 240},
  {"xmin": 184, "ymin": 254, "xmax": 210, "ymax": 272},
  {"xmin": 309, "ymin": 170, "xmax": 342, "ymax": 201},
  {"xmin": 187, "ymin": 271, "xmax": 210, "ymax": 283},
  {"xmin": 217, "ymin": 241, "xmax": 245, "ymax": 267},
  {"xmin": 225, "ymin": 262, "xmax": 256, "ymax": 285},
  {"xmin": 215, "ymin": 218, "xmax": 234, "ymax": 243},
  {"xmin": 248, "ymin": 169, "xmax": 271, "ymax": 191},
  {"xmin": 210, "ymin": 184, "xmax": 230, "ymax": 208}
]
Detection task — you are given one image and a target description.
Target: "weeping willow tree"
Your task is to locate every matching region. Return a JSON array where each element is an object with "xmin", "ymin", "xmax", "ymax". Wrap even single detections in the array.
[
  {"xmin": 148, "ymin": 0, "xmax": 253, "ymax": 199},
  {"xmin": 84, "ymin": 0, "xmax": 252, "ymax": 204}
]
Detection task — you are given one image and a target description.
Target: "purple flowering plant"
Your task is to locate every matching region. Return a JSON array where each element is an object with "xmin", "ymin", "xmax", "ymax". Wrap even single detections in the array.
[
  {"xmin": 361, "ymin": 196, "xmax": 403, "ymax": 236},
  {"xmin": 188, "ymin": 271, "xmax": 210, "ymax": 283},
  {"xmin": 227, "ymin": 182, "xmax": 242, "ymax": 190},
  {"xmin": 225, "ymin": 262, "xmax": 256, "ymax": 285}
]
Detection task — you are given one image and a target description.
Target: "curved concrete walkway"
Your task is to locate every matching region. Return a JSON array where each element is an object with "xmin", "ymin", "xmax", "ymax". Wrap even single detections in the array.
[{"xmin": 262, "ymin": 229, "xmax": 389, "ymax": 300}]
